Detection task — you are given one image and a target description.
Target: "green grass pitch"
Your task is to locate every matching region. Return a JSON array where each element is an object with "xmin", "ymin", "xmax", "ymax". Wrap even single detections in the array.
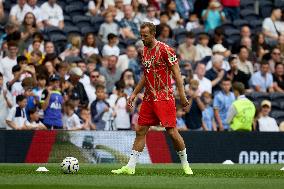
[{"xmin": 0, "ymin": 163, "xmax": 283, "ymax": 189}]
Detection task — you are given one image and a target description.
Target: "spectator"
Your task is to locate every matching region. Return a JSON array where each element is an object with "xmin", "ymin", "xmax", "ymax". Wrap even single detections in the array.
[
  {"xmin": 205, "ymin": 54, "xmax": 225, "ymax": 94},
  {"xmin": 80, "ymin": 107, "xmax": 96, "ymax": 130},
  {"xmin": 113, "ymin": 81, "xmax": 131, "ymax": 130},
  {"xmin": 68, "ymin": 67, "xmax": 89, "ymax": 108},
  {"xmin": 250, "ymin": 61, "xmax": 274, "ymax": 93},
  {"xmin": 77, "ymin": 59, "xmax": 90, "ymax": 86},
  {"xmin": 0, "ymin": 21, "xmax": 20, "ymax": 50},
  {"xmin": 213, "ymin": 78, "xmax": 235, "ymax": 131},
  {"xmin": 90, "ymin": 84, "xmax": 110, "ymax": 130},
  {"xmin": 44, "ymin": 61, "xmax": 56, "ymax": 77},
  {"xmin": 85, "ymin": 70, "xmax": 101, "ymax": 105},
  {"xmin": 63, "ymin": 100, "xmax": 82, "ymax": 130},
  {"xmin": 41, "ymin": 0, "xmax": 64, "ymax": 29},
  {"xmin": 26, "ymin": 0, "xmax": 43, "ymax": 29},
  {"xmin": 10, "ymin": 0, "xmax": 31, "ymax": 24},
  {"xmin": 0, "ymin": 41, "xmax": 18, "ymax": 83},
  {"xmin": 279, "ymin": 34, "xmax": 284, "ymax": 58},
  {"xmin": 252, "ymin": 32, "xmax": 269, "ymax": 53},
  {"xmin": 0, "ymin": 72, "xmax": 12, "ymax": 129},
  {"xmin": 143, "ymin": 6, "xmax": 160, "ymax": 26},
  {"xmin": 185, "ymin": 13, "xmax": 201, "ymax": 32},
  {"xmin": 240, "ymin": 25, "xmax": 251, "ymax": 38},
  {"xmin": 6, "ymin": 65, "xmax": 24, "ymax": 105},
  {"xmin": 201, "ymin": 91, "xmax": 216, "ymax": 131},
  {"xmin": 119, "ymin": 5, "xmax": 139, "ymax": 40},
  {"xmin": 157, "ymin": 24, "xmax": 176, "ymax": 47},
  {"xmin": 27, "ymin": 32, "xmax": 44, "ymax": 53},
  {"xmin": 175, "ymin": 0, "xmax": 193, "ymax": 19},
  {"xmin": 177, "ymin": 31, "xmax": 197, "ymax": 64},
  {"xmin": 114, "ymin": 0, "xmax": 125, "ymax": 22},
  {"xmin": 41, "ymin": 74, "xmax": 63, "ymax": 129},
  {"xmin": 208, "ymin": 27, "xmax": 228, "ymax": 49},
  {"xmin": 262, "ymin": 7, "xmax": 283, "ymax": 46},
  {"xmin": 220, "ymin": 0, "xmax": 240, "ymax": 22},
  {"xmin": 176, "ymin": 104, "xmax": 188, "ymax": 131},
  {"xmin": 268, "ymin": 47, "xmax": 282, "ymax": 73},
  {"xmin": 99, "ymin": 11, "xmax": 120, "ymax": 43},
  {"xmin": 25, "ymin": 108, "xmax": 47, "ymax": 130},
  {"xmin": 184, "ymin": 79, "xmax": 205, "ymax": 131},
  {"xmin": 24, "ymin": 83, "xmax": 38, "ymax": 120},
  {"xmin": 195, "ymin": 33, "xmax": 212, "ymax": 61},
  {"xmin": 102, "ymin": 33, "xmax": 120, "ymax": 57},
  {"xmin": 60, "ymin": 35, "xmax": 81, "ymax": 60},
  {"xmin": 273, "ymin": 63, "xmax": 284, "ymax": 92},
  {"xmin": 256, "ymin": 100, "xmax": 279, "ymax": 132},
  {"xmin": 20, "ymin": 12, "xmax": 37, "ymax": 46},
  {"xmin": 237, "ymin": 46, "xmax": 254, "ymax": 76},
  {"xmin": 117, "ymin": 45, "xmax": 139, "ymax": 74},
  {"xmin": 44, "ymin": 41, "xmax": 55, "ymax": 55},
  {"xmin": 165, "ymin": 1, "xmax": 183, "ymax": 30},
  {"xmin": 205, "ymin": 44, "xmax": 231, "ymax": 71},
  {"xmin": 100, "ymin": 55, "xmax": 122, "ymax": 94},
  {"xmin": 227, "ymin": 55, "xmax": 250, "ymax": 90},
  {"xmin": 88, "ymin": 0, "xmax": 102, "ymax": 16},
  {"xmin": 202, "ymin": 0, "xmax": 226, "ymax": 32},
  {"xmin": 193, "ymin": 63, "xmax": 212, "ymax": 94},
  {"xmin": 119, "ymin": 69, "xmax": 136, "ymax": 96},
  {"xmin": 227, "ymin": 82, "xmax": 256, "ymax": 131},
  {"xmin": 56, "ymin": 62, "xmax": 68, "ymax": 80},
  {"xmin": 0, "ymin": 0, "xmax": 4, "ymax": 22},
  {"xmin": 82, "ymin": 33, "xmax": 99, "ymax": 58},
  {"xmin": 86, "ymin": 54, "xmax": 100, "ymax": 74},
  {"xmin": 6, "ymin": 94, "xmax": 27, "ymax": 130}
]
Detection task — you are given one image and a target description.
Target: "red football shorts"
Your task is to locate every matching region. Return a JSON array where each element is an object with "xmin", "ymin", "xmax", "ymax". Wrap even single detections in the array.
[{"xmin": 138, "ymin": 100, "xmax": 176, "ymax": 127}]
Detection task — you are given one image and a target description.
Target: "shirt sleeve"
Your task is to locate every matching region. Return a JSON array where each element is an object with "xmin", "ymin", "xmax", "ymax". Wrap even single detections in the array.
[
  {"xmin": 58, "ymin": 6, "xmax": 64, "ymax": 21},
  {"xmin": 213, "ymin": 94, "xmax": 221, "ymax": 109},
  {"xmin": 74, "ymin": 114, "xmax": 82, "ymax": 129},
  {"xmin": 9, "ymin": 6, "xmax": 17, "ymax": 16},
  {"xmin": 161, "ymin": 44, "xmax": 179, "ymax": 67},
  {"xmin": 226, "ymin": 104, "xmax": 237, "ymax": 124},
  {"xmin": 6, "ymin": 107, "xmax": 15, "ymax": 122}
]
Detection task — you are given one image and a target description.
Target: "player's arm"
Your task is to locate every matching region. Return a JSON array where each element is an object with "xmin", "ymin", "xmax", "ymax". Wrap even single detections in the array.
[{"xmin": 170, "ymin": 64, "xmax": 188, "ymax": 106}]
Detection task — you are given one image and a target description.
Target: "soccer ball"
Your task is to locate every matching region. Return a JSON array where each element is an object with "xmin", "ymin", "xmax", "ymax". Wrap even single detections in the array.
[{"xmin": 60, "ymin": 157, "xmax": 79, "ymax": 174}]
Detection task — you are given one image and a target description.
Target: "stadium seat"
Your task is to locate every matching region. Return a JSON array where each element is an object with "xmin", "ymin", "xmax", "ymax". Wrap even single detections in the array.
[
  {"xmin": 240, "ymin": 0, "xmax": 255, "ymax": 10},
  {"xmin": 240, "ymin": 9, "xmax": 259, "ymax": 21},
  {"xmin": 246, "ymin": 92, "xmax": 270, "ymax": 102},
  {"xmin": 45, "ymin": 26, "xmax": 65, "ymax": 36},
  {"xmin": 72, "ymin": 16, "xmax": 91, "ymax": 28},
  {"xmin": 233, "ymin": 19, "xmax": 249, "ymax": 29},
  {"xmin": 221, "ymin": 22, "xmax": 236, "ymax": 30},
  {"xmin": 81, "ymin": 26, "xmax": 95, "ymax": 36},
  {"xmin": 91, "ymin": 16, "xmax": 105, "ymax": 25},
  {"xmin": 270, "ymin": 110, "xmax": 284, "ymax": 125},
  {"xmin": 270, "ymin": 92, "xmax": 284, "ymax": 101},
  {"xmin": 271, "ymin": 101, "xmax": 282, "ymax": 111},
  {"xmin": 50, "ymin": 34, "xmax": 67, "ymax": 54},
  {"xmin": 63, "ymin": 26, "xmax": 82, "ymax": 36},
  {"xmin": 259, "ymin": 1, "xmax": 273, "ymax": 18},
  {"xmin": 64, "ymin": 15, "xmax": 74, "ymax": 27},
  {"xmin": 250, "ymin": 20, "xmax": 263, "ymax": 30},
  {"xmin": 65, "ymin": 5, "xmax": 85, "ymax": 16}
]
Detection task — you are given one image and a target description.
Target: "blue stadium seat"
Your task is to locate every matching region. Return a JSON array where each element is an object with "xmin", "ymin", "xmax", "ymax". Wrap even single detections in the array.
[
  {"xmin": 270, "ymin": 92, "xmax": 284, "ymax": 101},
  {"xmin": 65, "ymin": 5, "xmax": 85, "ymax": 16},
  {"xmin": 81, "ymin": 26, "xmax": 95, "ymax": 36},
  {"xmin": 63, "ymin": 26, "xmax": 82, "ymax": 36},
  {"xmin": 72, "ymin": 16, "xmax": 91, "ymax": 28},
  {"xmin": 45, "ymin": 26, "xmax": 65, "ymax": 36},
  {"xmin": 259, "ymin": 1, "xmax": 273, "ymax": 18},
  {"xmin": 233, "ymin": 19, "xmax": 249, "ymax": 29},
  {"xmin": 240, "ymin": 0, "xmax": 255, "ymax": 10},
  {"xmin": 221, "ymin": 22, "xmax": 237, "ymax": 30},
  {"xmin": 270, "ymin": 110, "xmax": 284, "ymax": 125},
  {"xmin": 246, "ymin": 92, "xmax": 270, "ymax": 102}
]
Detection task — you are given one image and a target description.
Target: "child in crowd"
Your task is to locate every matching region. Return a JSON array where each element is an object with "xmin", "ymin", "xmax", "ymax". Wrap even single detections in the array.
[
  {"xmin": 82, "ymin": 32, "xmax": 99, "ymax": 58},
  {"xmin": 102, "ymin": 33, "xmax": 120, "ymax": 57},
  {"xmin": 113, "ymin": 81, "xmax": 131, "ymax": 130},
  {"xmin": 6, "ymin": 95, "xmax": 27, "ymax": 130},
  {"xmin": 27, "ymin": 33, "xmax": 45, "ymax": 53},
  {"xmin": 99, "ymin": 11, "xmax": 119, "ymax": 43},
  {"xmin": 80, "ymin": 107, "xmax": 96, "ymax": 130},
  {"xmin": 201, "ymin": 91, "xmax": 216, "ymax": 131},
  {"xmin": 186, "ymin": 13, "xmax": 201, "ymax": 31},
  {"xmin": 176, "ymin": 104, "xmax": 188, "ymax": 131},
  {"xmin": 25, "ymin": 108, "xmax": 47, "ymax": 130},
  {"xmin": 41, "ymin": 74, "xmax": 63, "ymax": 129},
  {"xmin": 0, "ymin": 72, "xmax": 12, "ymax": 129},
  {"xmin": 60, "ymin": 35, "xmax": 81, "ymax": 60},
  {"xmin": 90, "ymin": 84, "xmax": 110, "ymax": 130},
  {"xmin": 7, "ymin": 65, "xmax": 24, "ymax": 105},
  {"xmin": 63, "ymin": 100, "xmax": 82, "ymax": 130}
]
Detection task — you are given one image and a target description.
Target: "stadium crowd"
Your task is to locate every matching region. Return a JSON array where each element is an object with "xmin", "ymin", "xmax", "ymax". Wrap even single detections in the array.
[{"xmin": 0, "ymin": 0, "xmax": 284, "ymax": 132}]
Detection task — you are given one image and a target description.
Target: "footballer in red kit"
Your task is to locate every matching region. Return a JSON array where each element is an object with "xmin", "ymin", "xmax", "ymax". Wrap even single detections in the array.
[{"xmin": 111, "ymin": 22, "xmax": 193, "ymax": 175}]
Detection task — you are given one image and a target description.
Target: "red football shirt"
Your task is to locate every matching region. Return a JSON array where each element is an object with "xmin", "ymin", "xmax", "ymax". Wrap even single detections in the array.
[{"xmin": 142, "ymin": 41, "xmax": 178, "ymax": 101}]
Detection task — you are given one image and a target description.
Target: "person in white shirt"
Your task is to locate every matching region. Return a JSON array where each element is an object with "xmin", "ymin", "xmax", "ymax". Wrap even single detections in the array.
[
  {"xmin": 113, "ymin": 81, "xmax": 131, "ymax": 130},
  {"xmin": 9, "ymin": 0, "xmax": 31, "ymax": 24},
  {"xmin": 257, "ymin": 100, "xmax": 279, "ymax": 132},
  {"xmin": 27, "ymin": 0, "xmax": 43, "ymax": 29},
  {"xmin": 25, "ymin": 108, "xmax": 47, "ymax": 130},
  {"xmin": 0, "ymin": 41, "xmax": 18, "ymax": 83},
  {"xmin": 0, "ymin": 72, "xmax": 13, "ymax": 129},
  {"xmin": 102, "ymin": 33, "xmax": 120, "ymax": 57},
  {"xmin": 205, "ymin": 44, "xmax": 231, "ymax": 71},
  {"xmin": 262, "ymin": 7, "xmax": 283, "ymax": 45},
  {"xmin": 193, "ymin": 63, "xmax": 212, "ymax": 95},
  {"xmin": 63, "ymin": 100, "xmax": 82, "ymax": 131},
  {"xmin": 40, "ymin": 0, "xmax": 64, "ymax": 29},
  {"xmin": 82, "ymin": 33, "xmax": 99, "ymax": 58},
  {"xmin": 6, "ymin": 95, "xmax": 28, "ymax": 130},
  {"xmin": 88, "ymin": 0, "xmax": 102, "ymax": 16},
  {"xmin": 195, "ymin": 33, "xmax": 212, "ymax": 61},
  {"xmin": 85, "ymin": 70, "xmax": 102, "ymax": 106}
]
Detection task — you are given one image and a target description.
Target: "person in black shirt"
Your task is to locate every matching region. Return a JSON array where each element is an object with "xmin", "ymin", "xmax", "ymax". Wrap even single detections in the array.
[
  {"xmin": 273, "ymin": 63, "xmax": 284, "ymax": 92},
  {"xmin": 226, "ymin": 55, "xmax": 251, "ymax": 90}
]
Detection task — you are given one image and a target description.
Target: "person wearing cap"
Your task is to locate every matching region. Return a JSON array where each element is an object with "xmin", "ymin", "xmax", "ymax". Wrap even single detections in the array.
[
  {"xmin": 256, "ymin": 100, "xmax": 279, "ymax": 132},
  {"xmin": 227, "ymin": 82, "xmax": 256, "ymax": 131},
  {"xmin": 202, "ymin": 0, "xmax": 226, "ymax": 32},
  {"xmin": 68, "ymin": 67, "xmax": 89, "ymax": 108},
  {"xmin": 40, "ymin": 74, "xmax": 63, "ymax": 129},
  {"xmin": 205, "ymin": 44, "xmax": 231, "ymax": 71}
]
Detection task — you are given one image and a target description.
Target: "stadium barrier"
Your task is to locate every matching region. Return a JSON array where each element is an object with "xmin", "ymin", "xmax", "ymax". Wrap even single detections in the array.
[{"xmin": 0, "ymin": 131, "xmax": 284, "ymax": 164}]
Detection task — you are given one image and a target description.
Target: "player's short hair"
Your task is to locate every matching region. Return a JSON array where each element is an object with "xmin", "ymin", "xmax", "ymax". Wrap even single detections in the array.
[
  {"xmin": 16, "ymin": 95, "xmax": 26, "ymax": 103},
  {"xmin": 140, "ymin": 22, "xmax": 156, "ymax": 35},
  {"xmin": 232, "ymin": 82, "xmax": 245, "ymax": 95}
]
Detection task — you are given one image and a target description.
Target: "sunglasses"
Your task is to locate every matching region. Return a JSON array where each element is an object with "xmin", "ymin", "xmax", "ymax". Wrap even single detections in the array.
[{"xmin": 91, "ymin": 75, "xmax": 100, "ymax": 78}]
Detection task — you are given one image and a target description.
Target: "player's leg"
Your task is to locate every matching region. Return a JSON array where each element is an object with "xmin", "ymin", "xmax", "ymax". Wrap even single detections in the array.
[
  {"xmin": 155, "ymin": 100, "xmax": 193, "ymax": 175},
  {"xmin": 166, "ymin": 127, "xmax": 193, "ymax": 175}
]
